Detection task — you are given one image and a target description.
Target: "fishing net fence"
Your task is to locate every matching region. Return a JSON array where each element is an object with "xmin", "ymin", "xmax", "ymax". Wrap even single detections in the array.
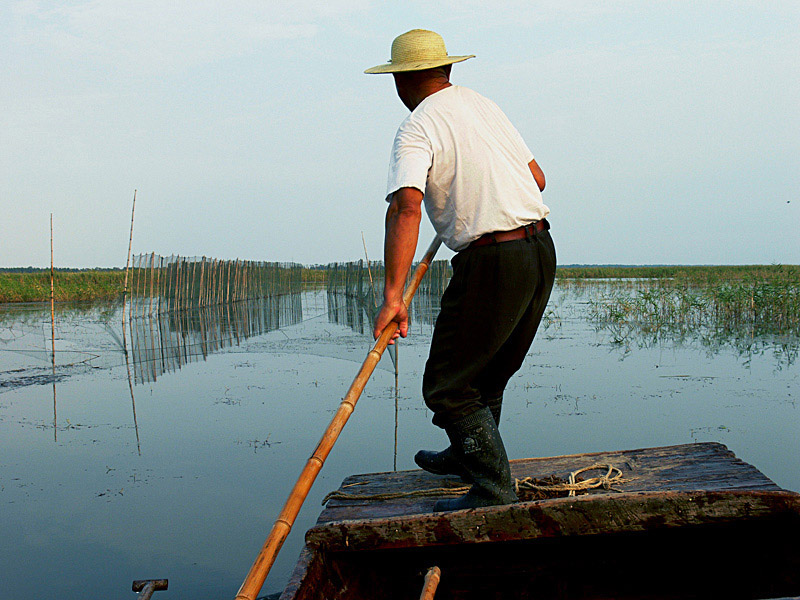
[
  {"xmin": 125, "ymin": 255, "xmax": 452, "ymax": 383},
  {"xmin": 127, "ymin": 254, "xmax": 303, "ymax": 318},
  {"xmin": 324, "ymin": 259, "xmax": 452, "ymax": 334}
]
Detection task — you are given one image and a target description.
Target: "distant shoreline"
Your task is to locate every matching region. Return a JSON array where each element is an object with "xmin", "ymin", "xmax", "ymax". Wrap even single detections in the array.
[{"xmin": 1, "ymin": 264, "xmax": 797, "ymax": 304}]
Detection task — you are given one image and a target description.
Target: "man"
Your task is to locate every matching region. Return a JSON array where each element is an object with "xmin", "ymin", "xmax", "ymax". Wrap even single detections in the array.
[{"xmin": 367, "ymin": 29, "xmax": 556, "ymax": 511}]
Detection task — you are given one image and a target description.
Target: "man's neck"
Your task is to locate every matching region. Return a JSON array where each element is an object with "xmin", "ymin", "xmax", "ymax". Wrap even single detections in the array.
[{"xmin": 407, "ymin": 81, "xmax": 451, "ymax": 110}]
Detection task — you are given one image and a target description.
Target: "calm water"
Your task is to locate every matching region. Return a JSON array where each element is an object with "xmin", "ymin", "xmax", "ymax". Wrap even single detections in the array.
[{"xmin": 0, "ymin": 285, "xmax": 798, "ymax": 599}]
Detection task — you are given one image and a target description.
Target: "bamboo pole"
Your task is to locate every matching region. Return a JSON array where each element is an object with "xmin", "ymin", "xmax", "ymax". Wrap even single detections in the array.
[
  {"xmin": 188, "ymin": 258, "xmax": 195, "ymax": 309},
  {"xmin": 50, "ymin": 213, "xmax": 57, "ymax": 442},
  {"xmin": 50, "ymin": 214, "xmax": 55, "ymax": 362},
  {"xmin": 419, "ymin": 567, "xmax": 442, "ymax": 600},
  {"xmin": 122, "ymin": 190, "xmax": 136, "ymax": 350},
  {"xmin": 199, "ymin": 258, "xmax": 206, "ymax": 308},
  {"xmin": 133, "ymin": 254, "xmax": 142, "ymax": 318},
  {"xmin": 226, "ymin": 260, "xmax": 232, "ymax": 304},
  {"xmin": 234, "ymin": 235, "xmax": 442, "ymax": 600},
  {"xmin": 176, "ymin": 256, "xmax": 181, "ymax": 312},
  {"xmin": 148, "ymin": 252, "xmax": 155, "ymax": 316}
]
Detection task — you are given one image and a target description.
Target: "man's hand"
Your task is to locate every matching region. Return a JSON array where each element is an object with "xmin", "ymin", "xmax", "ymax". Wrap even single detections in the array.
[{"xmin": 373, "ymin": 298, "xmax": 408, "ymax": 344}]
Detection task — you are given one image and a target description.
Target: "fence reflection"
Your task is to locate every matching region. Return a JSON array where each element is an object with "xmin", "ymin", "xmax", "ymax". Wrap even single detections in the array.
[{"xmin": 129, "ymin": 293, "xmax": 303, "ymax": 384}]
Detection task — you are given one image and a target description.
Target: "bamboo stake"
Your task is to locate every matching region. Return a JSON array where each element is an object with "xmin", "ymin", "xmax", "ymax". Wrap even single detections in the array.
[
  {"xmin": 148, "ymin": 252, "xmax": 155, "ymax": 316},
  {"xmin": 157, "ymin": 256, "xmax": 163, "ymax": 314},
  {"xmin": 50, "ymin": 213, "xmax": 57, "ymax": 442},
  {"xmin": 419, "ymin": 567, "xmax": 442, "ymax": 600},
  {"xmin": 393, "ymin": 346, "xmax": 399, "ymax": 472},
  {"xmin": 188, "ymin": 258, "xmax": 195, "ymax": 309},
  {"xmin": 177, "ymin": 256, "xmax": 183, "ymax": 313},
  {"xmin": 199, "ymin": 258, "xmax": 206, "ymax": 307},
  {"xmin": 226, "ymin": 260, "xmax": 232, "ymax": 304},
  {"xmin": 234, "ymin": 235, "xmax": 442, "ymax": 600},
  {"xmin": 124, "ymin": 348, "xmax": 142, "ymax": 455},
  {"xmin": 134, "ymin": 254, "xmax": 142, "ymax": 318},
  {"xmin": 123, "ymin": 190, "xmax": 136, "ymax": 350},
  {"xmin": 362, "ymin": 231, "xmax": 378, "ymax": 309},
  {"xmin": 50, "ymin": 214, "xmax": 55, "ymax": 362}
]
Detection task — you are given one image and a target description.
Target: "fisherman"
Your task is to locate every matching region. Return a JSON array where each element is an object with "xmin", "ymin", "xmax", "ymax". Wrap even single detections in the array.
[{"xmin": 368, "ymin": 29, "xmax": 556, "ymax": 511}]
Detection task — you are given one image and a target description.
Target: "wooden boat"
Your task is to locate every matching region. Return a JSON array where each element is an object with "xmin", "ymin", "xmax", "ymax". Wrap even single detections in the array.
[{"xmin": 278, "ymin": 442, "xmax": 800, "ymax": 600}]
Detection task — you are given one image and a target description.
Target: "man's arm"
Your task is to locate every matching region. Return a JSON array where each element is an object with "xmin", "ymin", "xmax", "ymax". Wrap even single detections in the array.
[
  {"xmin": 529, "ymin": 158, "xmax": 546, "ymax": 191},
  {"xmin": 372, "ymin": 186, "xmax": 424, "ymax": 343}
]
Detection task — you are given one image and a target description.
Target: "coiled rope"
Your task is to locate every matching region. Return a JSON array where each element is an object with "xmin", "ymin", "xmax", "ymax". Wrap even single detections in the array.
[{"xmin": 515, "ymin": 463, "xmax": 631, "ymax": 498}]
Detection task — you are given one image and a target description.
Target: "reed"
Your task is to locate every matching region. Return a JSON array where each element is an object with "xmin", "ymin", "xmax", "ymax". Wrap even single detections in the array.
[
  {"xmin": 588, "ymin": 273, "xmax": 800, "ymax": 337},
  {"xmin": 0, "ymin": 270, "xmax": 127, "ymax": 302},
  {"xmin": 558, "ymin": 264, "xmax": 800, "ymax": 284}
]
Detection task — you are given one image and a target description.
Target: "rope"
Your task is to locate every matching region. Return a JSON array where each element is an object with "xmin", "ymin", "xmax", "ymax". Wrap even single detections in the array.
[
  {"xmin": 322, "ymin": 481, "xmax": 470, "ymax": 505},
  {"xmin": 515, "ymin": 463, "xmax": 631, "ymax": 498},
  {"xmin": 322, "ymin": 463, "xmax": 632, "ymax": 505}
]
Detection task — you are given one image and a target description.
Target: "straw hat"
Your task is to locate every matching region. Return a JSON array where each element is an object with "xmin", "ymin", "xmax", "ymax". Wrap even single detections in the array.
[{"xmin": 364, "ymin": 29, "xmax": 474, "ymax": 74}]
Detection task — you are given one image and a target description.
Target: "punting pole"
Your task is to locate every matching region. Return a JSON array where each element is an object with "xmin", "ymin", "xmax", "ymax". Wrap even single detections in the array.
[
  {"xmin": 419, "ymin": 566, "xmax": 442, "ymax": 600},
  {"xmin": 235, "ymin": 235, "xmax": 442, "ymax": 600}
]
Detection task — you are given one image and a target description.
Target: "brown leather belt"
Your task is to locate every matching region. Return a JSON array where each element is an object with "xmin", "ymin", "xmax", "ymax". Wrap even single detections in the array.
[{"xmin": 468, "ymin": 219, "xmax": 549, "ymax": 249}]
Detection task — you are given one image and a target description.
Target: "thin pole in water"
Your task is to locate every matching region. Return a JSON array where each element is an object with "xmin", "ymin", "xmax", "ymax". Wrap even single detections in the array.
[
  {"xmin": 123, "ymin": 190, "xmax": 136, "ymax": 353},
  {"xmin": 50, "ymin": 213, "xmax": 56, "ymax": 442},
  {"xmin": 394, "ymin": 339, "xmax": 399, "ymax": 472},
  {"xmin": 50, "ymin": 213, "xmax": 55, "ymax": 362}
]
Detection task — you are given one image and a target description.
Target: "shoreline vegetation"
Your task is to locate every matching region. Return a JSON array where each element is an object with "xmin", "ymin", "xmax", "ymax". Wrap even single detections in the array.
[{"xmin": 1, "ymin": 264, "xmax": 798, "ymax": 303}]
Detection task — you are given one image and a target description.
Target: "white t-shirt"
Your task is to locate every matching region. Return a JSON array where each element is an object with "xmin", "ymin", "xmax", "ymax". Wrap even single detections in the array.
[{"xmin": 386, "ymin": 85, "xmax": 549, "ymax": 251}]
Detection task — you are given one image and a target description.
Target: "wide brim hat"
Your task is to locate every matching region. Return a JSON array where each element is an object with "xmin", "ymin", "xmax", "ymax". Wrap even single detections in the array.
[{"xmin": 365, "ymin": 29, "xmax": 474, "ymax": 74}]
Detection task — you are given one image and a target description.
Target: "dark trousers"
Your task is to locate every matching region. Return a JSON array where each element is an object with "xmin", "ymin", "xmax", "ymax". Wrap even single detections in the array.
[{"xmin": 422, "ymin": 228, "xmax": 556, "ymax": 428}]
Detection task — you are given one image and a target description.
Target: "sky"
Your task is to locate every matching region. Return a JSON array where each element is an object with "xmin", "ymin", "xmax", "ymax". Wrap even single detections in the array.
[{"xmin": 1, "ymin": 1, "xmax": 799, "ymax": 268}]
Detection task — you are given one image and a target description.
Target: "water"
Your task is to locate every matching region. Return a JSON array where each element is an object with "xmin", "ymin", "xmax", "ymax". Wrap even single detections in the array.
[{"xmin": 0, "ymin": 285, "xmax": 797, "ymax": 599}]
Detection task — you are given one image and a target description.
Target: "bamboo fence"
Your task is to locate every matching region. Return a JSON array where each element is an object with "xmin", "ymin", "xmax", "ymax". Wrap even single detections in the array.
[
  {"xmin": 325, "ymin": 258, "xmax": 452, "ymax": 333},
  {"xmin": 127, "ymin": 254, "xmax": 302, "ymax": 318},
  {"xmin": 126, "ymin": 254, "xmax": 303, "ymax": 384}
]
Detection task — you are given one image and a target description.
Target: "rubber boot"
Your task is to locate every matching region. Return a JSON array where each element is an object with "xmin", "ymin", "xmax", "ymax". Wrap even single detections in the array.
[
  {"xmin": 433, "ymin": 407, "xmax": 518, "ymax": 512},
  {"xmin": 414, "ymin": 396, "xmax": 503, "ymax": 480},
  {"xmin": 486, "ymin": 395, "xmax": 502, "ymax": 426}
]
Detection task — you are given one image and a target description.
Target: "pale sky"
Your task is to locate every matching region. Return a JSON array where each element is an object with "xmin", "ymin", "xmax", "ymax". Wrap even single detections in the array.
[{"xmin": 2, "ymin": 1, "xmax": 799, "ymax": 268}]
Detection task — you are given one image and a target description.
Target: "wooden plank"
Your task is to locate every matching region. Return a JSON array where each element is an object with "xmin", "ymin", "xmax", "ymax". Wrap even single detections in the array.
[
  {"xmin": 317, "ymin": 442, "xmax": 782, "ymax": 522},
  {"xmin": 306, "ymin": 490, "xmax": 800, "ymax": 553}
]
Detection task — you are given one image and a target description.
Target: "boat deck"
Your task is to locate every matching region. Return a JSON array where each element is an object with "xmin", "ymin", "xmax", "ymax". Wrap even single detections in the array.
[
  {"xmin": 280, "ymin": 442, "xmax": 800, "ymax": 600},
  {"xmin": 319, "ymin": 441, "xmax": 782, "ymax": 521}
]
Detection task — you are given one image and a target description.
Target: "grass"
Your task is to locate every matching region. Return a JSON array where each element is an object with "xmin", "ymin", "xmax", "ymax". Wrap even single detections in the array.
[
  {"xmin": 3, "ymin": 264, "xmax": 799, "ymax": 313},
  {"xmin": 0, "ymin": 270, "xmax": 127, "ymax": 303},
  {"xmin": 557, "ymin": 264, "xmax": 800, "ymax": 284},
  {"xmin": 587, "ymin": 268, "xmax": 800, "ymax": 338}
]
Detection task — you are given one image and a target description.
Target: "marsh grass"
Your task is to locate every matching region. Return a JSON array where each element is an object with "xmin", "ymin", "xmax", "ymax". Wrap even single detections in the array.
[
  {"xmin": 588, "ymin": 276, "xmax": 799, "ymax": 335},
  {"xmin": 0, "ymin": 271, "xmax": 127, "ymax": 303},
  {"xmin": 558, "ymin": 264, "xmax": 800, "ymax": 284},
  {"xmin": 585, "ymin": 267, "xmax": 800, "ymax": 367}
]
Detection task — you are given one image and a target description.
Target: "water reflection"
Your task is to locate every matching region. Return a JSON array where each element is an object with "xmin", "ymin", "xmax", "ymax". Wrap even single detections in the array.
[
  {"xmin": 128, "ymin": 293, "xmax": 304, "ymax": 385},
  {"xmin": 1, "ymin": 279, "xmax": 798, "ymax": 600}
]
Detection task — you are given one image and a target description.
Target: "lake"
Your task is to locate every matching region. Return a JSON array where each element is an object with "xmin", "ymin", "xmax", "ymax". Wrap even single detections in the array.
[{"xmin": 0, "ymin": 282, "xmax": 797, "ymax": 599}]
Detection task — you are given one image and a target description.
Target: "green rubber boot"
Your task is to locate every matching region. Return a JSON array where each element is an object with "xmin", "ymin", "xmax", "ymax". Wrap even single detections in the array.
[
  {"xmin": 414, "ymin": 399, "xmax": 502, "ymax": 480},
  {"xmin": 433, "ymin": 407, "xmax": 517, "ymax": 512}
]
